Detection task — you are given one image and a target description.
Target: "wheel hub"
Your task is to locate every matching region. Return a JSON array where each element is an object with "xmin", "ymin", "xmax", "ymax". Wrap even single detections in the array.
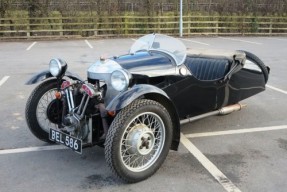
[
  {"xmin": 46, "ymin": 99, "xmax": 63, "ymax": 124},
  {"xmin": 126, "ymin": 124, "xmax": 155, "ymax": 155}
]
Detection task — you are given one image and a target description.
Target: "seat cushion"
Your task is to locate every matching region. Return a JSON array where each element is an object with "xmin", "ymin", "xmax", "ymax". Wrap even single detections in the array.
[{"xmin": 185, "ymin": 56, "xmax": 230, "ymax": 80}]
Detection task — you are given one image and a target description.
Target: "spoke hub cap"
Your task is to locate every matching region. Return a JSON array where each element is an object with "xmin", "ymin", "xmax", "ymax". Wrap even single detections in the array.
[
  {"xmin": 120, "ymin": 112, "xmax": 165, "ymax": 172},
  {"xmin": 126, "ymin": 124, "xmax": 155, "ymax": 155}
]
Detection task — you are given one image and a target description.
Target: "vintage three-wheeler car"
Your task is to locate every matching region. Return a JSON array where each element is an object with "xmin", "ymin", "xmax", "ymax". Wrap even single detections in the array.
[{"xmin": 25, "ymin": 34, "xmax": 269, "ymax": 182}]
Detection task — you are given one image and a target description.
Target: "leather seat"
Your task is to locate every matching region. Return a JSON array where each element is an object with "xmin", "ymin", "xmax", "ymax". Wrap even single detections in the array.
[{"xmin": 185, "ymin": 56, "xmax": 230, "ymax": 80}]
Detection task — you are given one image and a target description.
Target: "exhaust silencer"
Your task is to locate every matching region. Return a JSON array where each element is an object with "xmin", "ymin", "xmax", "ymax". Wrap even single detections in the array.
[
  {"xmin": 180, "ymin": 103, "xmax": 246, "ymax": 125},
  {"xmin": 219, "ymin": 103, "xmax": 246, "ymax": 115}
]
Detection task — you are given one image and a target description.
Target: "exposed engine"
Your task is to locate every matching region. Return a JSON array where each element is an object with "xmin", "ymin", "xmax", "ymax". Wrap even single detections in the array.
[
  {"xmin": 58, "ymin": 80, "xmax": 107, "ymax": 141},
  {"xmin": 55, "ymin": 58, "xmax": 130, "ymax": 143}
]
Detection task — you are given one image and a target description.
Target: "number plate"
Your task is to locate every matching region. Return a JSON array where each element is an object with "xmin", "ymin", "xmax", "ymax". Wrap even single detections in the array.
[{"xmin": 49, "ymin": 128, "xmax": 82, "ymax": 154}]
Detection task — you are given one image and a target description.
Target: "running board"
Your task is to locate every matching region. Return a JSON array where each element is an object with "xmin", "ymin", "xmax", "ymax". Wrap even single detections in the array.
[{"xmin": 180, "ymin": 104, "xmax": 246, "ymax": 125}]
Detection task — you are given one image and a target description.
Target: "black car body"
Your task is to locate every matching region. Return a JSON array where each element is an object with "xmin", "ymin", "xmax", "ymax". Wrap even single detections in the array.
[{"xmin": 26, "ymin": 34, "xmax": 269, "ymax": 182}]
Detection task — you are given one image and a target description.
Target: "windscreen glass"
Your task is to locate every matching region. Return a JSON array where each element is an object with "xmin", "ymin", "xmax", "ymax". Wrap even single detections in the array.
[{"xmin": 130, "ymin": 34, "xmax": 186, "ymax": 65}]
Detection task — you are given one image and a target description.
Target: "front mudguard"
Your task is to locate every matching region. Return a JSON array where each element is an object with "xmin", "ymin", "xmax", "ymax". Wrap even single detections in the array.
[
  {"xmin": 25, "ymin": 70, "xmax": 84, "ymax": 85},
  {"xmin": 106, "ymin": 84, "xmax": 180, "ymax": 151},
  {"xmin": 106, "ymin": 84, "xmax": 169, "ymax": 111}
]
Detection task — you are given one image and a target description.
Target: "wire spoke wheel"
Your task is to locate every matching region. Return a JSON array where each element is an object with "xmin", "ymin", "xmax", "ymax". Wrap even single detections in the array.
[
  {"xmin": 105, "ymin": 99, "xmax": 172, "ymax": 183},
  {"xmin": 36, "ymin": 88, "xmax": 58, "ymax": 132},
  {"xmin": 120, "ymin": 112, "xmax": 165, "ymax": 172},
  {"xmin": 26, "ymin": 79, "xmax": 61, "ymax": 142}
]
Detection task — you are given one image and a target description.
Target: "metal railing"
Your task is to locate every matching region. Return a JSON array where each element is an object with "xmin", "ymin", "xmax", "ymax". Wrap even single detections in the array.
[{"xmin": 0, "ymin": 15, "xmax": 286, "ymax": 39}]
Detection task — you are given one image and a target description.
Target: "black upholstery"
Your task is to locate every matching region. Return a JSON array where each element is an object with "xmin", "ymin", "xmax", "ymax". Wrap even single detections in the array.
[{"xmin": 185, "ymin": 57, "xmax": 230, "ymax": 80}]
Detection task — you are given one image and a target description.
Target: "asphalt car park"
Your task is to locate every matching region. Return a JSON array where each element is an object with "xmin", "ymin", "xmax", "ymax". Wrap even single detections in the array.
[{"xmin": 0, "ymin": 36, "xmax": 287, "ymax": 192}]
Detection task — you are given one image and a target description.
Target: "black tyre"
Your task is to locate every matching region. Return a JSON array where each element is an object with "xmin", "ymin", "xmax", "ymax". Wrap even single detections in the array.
[
  {"xmin": 239, "ymin": 50, "xmax": 269, "ymax": 83},
  {"xmin": 25, "ymin": 79, "xmax": 62, "ymax": 142},
  {"xmin": 105, "ymin": 99, "xmax": 173, "ymax": 183}
]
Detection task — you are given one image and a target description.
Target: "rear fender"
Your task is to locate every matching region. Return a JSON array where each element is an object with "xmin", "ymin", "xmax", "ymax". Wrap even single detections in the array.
[
  {"xmin": 106, "ymin": 84, "xmax": 180, "ymax": 151},
  {"xmin": 25, "ymin": 70, "xmax": 84, "ymax": 85}
]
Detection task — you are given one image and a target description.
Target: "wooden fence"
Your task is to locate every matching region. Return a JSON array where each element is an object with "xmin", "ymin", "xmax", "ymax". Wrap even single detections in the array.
[{"xmin": 0, "ymin": 15, "xmax": 286, "ymax": 39}]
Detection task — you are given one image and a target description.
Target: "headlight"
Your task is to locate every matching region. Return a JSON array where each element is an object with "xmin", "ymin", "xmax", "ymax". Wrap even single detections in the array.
[
  {"xmin": 111, "ymin": 70, "xmax": 129, "ymax": 91},
  {"xmin": 49, "ymin": 58, "xmax": 67, "ymax": 77}
]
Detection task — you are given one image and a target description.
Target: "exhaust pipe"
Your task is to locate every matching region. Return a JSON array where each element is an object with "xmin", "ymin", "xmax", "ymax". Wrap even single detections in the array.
[
  {"xmin": 180, "ymin": 103, "xmax": 246, "ymax": 125},
  {"xmin": 218, "ymin": 103, "xmax": 246, "ymax": 115}
]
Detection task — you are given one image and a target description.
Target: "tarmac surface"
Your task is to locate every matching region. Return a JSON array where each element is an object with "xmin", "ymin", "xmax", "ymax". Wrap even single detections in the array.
[{"xmin": 0, "ymin": 36, "xmax": 287, "ymax": 192}]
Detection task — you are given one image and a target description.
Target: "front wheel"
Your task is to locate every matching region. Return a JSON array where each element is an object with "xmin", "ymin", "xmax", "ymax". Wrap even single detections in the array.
[
  {"xmin": 105, "ymin": 99, "xmax": 173, "ymax": 183},
  {"xmin": 25, "ymin": 79, "xmax": 62, "ymax": 142}
]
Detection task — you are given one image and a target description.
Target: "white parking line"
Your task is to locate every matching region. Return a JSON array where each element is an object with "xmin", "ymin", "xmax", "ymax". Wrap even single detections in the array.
[
  {"xmin": 85, "ymin": 40, "xmax": 93, "ymax": 49},
  {"xmin": 0, "ymin": 145, "xmax": 67, "ymax": 155},
  {"xmin": 26, "ymin": 41, "xmax": 37, "ymax": 51},
  {"xmin": 267, "ymin": 37, "xmax": 287, "ymax": 41},
  {"xmin": 0, "ymin": 76, "xmax": 10, "ymax": 87},
  {"xmin": 218, "ymin": 37, "xmax": 262, "ymax": 45},
  {"xmin": 181, "ymin": 38, "xmax": 210, "ymax": 46},
  {"xmin": 131, "ymin": 38, "xmax": 137, "ymax": 41},
  {"xmin": 266, "ymin": 85, "xmax": 287, "ymax": 95},
  {"xmin": 180, "ymin": 133, "xmax": 241, "ymax": 192},
  {"xmin": 185, "ymin": 125, "xmax": 287, "ymax": 138}
]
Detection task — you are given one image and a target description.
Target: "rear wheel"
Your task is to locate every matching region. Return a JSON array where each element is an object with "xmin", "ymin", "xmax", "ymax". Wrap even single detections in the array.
[
  {"xmin": 25, "ymin": 79, "xmax": 62, "ymax": 142},
  {"xmin": 105, "ymin": 99, "xmax": 173, "ymax": 183}
]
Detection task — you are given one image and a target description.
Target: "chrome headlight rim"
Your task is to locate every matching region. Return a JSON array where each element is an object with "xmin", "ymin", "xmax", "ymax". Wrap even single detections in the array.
[
  {"xmin": 111, "ymin": 69, "xmax": 130, "ymax": 92},
  {"xmin": 49, "ymin": 58, "xmax": 67, "ymax": 78},
  {"xmin": 49, "ymin": 59, "xmax": 62, "ymax": 77}
]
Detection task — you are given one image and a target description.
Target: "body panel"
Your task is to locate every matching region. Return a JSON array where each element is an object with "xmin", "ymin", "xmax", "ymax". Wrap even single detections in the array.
[
  {"xmin": 163, "ymin": 75, "xmax": 221, "ymax": 118},
  {"xmin": 227, "ymin": 68, "xmax": 266, "ymax": 105},
  {"xmin": 114, "ymin": 51, "xmax": 176, "ymax": 77}
]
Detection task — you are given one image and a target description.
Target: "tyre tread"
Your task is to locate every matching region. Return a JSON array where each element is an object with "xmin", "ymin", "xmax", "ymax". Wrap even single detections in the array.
[{"xmin": 25, "ymin": 79, "xmax": 58, "ymax": 142}]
